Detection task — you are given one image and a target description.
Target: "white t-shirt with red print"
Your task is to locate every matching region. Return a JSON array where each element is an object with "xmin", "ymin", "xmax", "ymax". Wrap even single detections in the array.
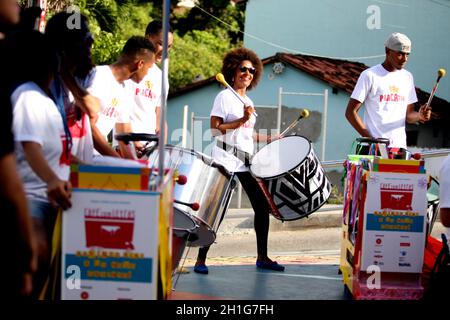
[
  {"xmin": 85, "ymin": 66, "xmax": 131, "ymax": 142},
  {"xmin": 125, "ymin": 64, "xmax": 162, "ymax": 135},
  {"xmin": 210, "ymin": 89, "xmax": 256, "ymax": 173},
  {"xmin": 351, "ymin": 64, "xmax": 418, "ymax": 149},
  {"xmin": 12, "ymin": 82, "xmax": 71, "ymax": 203}
]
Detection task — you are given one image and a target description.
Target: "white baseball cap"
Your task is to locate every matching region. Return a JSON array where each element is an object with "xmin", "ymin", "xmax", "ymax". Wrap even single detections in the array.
[{"xmin": 385, "ymin": 32, "xmax": 412, "ymax": 53}]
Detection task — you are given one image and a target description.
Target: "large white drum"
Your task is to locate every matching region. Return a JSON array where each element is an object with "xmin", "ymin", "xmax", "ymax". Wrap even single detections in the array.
[{"xmin": 250, "ymin": 135, "xmax": 331, "ymax": 221}]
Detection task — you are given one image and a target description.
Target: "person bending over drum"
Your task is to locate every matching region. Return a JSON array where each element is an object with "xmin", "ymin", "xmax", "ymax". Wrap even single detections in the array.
[{"xmin": 193, "ymin": 47, "xmax": 284, "ymax": 274}]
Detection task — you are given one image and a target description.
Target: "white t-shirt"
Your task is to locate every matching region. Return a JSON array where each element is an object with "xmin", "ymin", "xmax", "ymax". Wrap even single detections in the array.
[
  {"xmin": 440, "ymin": 155, "xmax": 450, "ymax": 209},
  {"xmin": 85, "ymin": 66, "xmax": 131, "ymax": 142},
  {"xmin": 12, "ymin": 82, "xmax": 71, "ymax": 203},
  {"xmin": 210, "ymin": 89, "xmax": 256, "ymax": 172},
  {"xmin": 351, "ymin": 64, "xmax": 418, "ymax": 149},
  {"xmin": 125, "ymin": 64, "xmax": 162, "ymax": 135}
]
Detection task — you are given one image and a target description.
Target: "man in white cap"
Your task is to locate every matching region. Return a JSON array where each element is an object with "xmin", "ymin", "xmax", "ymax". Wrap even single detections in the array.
[{"xmin": 345, "ymin": 32, "xmax": 431, "ymax": 149}]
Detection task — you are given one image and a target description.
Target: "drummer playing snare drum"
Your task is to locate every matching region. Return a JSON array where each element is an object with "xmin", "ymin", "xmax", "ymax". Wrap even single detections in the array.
[
  {"xmin": 345, "ymin": 32, "xmax": 431, "ymax": 150},
  {"xmin": 193, "ymin": 47, "xmax": 284, "ymax": 274}
]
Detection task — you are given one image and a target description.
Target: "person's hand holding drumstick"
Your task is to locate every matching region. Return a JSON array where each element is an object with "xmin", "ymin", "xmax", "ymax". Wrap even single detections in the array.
[
  {"xmin": 417, "ymin": 104, "xmax": 432, "ymax": 123},
  {"xmin": 243, "ymin": 104, "xmax": 255, "ymax": 121}
]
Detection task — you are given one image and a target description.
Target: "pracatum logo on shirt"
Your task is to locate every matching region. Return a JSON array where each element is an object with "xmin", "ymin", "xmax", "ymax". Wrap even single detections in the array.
[
  {"xmin": 242, "ymin": 120, "xmax": 254, "ymax": 129},
  {"xmin": 102, "ymin": 98, "xmax": 119, "ymax": 118},
  {"xmin": 379, "ymin": 85, "xmax": 405, "ymax": 103},
  {"xmin": 135, "ymin": 81, "xmax": 156, "ymax": 100},
  {"xmin": 144, "ymin": 80, "xmax": 153, "ymax": 90}
]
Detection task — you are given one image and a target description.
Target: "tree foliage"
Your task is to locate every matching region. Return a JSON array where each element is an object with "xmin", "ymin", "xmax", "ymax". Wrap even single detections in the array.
[
  {"xmin": 169, "ymin": 28, "xmax": 236, "ymax": 89},
  {"xmin": 31, "ymin": 0, "xmax": 245, "ymax": 90}
]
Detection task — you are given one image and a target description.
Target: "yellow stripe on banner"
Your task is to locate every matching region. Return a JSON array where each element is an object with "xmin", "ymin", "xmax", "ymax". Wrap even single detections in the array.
[
  {"xmin": 78, "ymin": 173, "xmax": 142, "ymax": 190},
  {"xmin": 375, "ymin": 159, "xmax": 422, "ymax": 166},
  {"xmin": 39, "ymin": 209, "xmax": 63, "ymax": 300}
]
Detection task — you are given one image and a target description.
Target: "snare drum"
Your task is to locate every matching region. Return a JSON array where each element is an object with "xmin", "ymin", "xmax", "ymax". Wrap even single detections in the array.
[
  {"xmin": 148, "ymin": 145, "xmax": 235, "ymax": 247},
  {"xmin": 170, "ymin": 147, "xmax": 235, "ymax": 247},
  {"xmin": 250, "ymin": 135, "xmax": 331, "ymax": 221}
]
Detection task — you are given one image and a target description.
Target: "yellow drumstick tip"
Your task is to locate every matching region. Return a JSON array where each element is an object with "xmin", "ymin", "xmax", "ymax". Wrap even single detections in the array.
[
  {"xmin": 301, "ymin": 109, "xmax": 310, "ymax": 118},
  {"xmin": 438, "ymin": 68, "xmax": 446, "ymax": 78},
  {"xmin": 216, "ymin": 73, "xmax": 228, "ymax": 87}
]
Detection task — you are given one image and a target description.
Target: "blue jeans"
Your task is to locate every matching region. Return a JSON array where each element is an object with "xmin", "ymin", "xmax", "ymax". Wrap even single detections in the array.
[{"xmin": 29, "ymin": 199, "xmax": 58, "ymax": 241}]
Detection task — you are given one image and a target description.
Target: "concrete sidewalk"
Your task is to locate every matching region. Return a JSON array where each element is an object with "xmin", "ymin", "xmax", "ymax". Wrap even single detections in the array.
[
  {"xmin": 220, "ymin": 204, "xmax": 446, "ymax": 237},
  {"xmin": 219, "ymin": 204, "xmax": 343, "ymax": 236}
]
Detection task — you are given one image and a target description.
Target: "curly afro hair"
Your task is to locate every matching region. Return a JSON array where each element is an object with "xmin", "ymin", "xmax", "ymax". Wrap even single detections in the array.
[{"xmin": 221, "ymin": 47, "xmax": 263, "ymax": 91}]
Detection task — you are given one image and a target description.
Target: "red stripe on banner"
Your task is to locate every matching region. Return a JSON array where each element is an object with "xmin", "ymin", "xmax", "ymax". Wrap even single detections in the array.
[
  {"xmin": 376, "ymin": 164, "xmax": 421, "ymax": 173},
  {"xmin": 141, "ymin": 169, "xmax": 149, "ymax": 191},
  {"xmin": 70, "ymin": 171, "xmax": 78, "ymax": 188}
]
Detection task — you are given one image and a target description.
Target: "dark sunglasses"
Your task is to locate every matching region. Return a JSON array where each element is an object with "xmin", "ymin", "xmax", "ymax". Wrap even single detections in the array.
[{"xmin": 239, "ymin": 66, "xmax": 256, "ymax": 74}]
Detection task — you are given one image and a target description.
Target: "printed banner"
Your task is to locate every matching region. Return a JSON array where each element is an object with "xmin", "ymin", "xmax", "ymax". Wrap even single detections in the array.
[
  {"xmin": 361, "ymin": 172, "xmax": 428, "ymax": 273},
  {"xmin": 61, "ymin": 189, "xmax": 159, "ymax": 300}
]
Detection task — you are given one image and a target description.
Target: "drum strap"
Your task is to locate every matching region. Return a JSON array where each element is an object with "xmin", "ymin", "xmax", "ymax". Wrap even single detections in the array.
[{"xmin": 216, "ymin": 140, "xmax": 252, "ymax": 166}]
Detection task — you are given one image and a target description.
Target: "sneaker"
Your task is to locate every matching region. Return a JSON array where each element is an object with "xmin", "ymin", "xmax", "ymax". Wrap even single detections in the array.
[
  {"xmin": 256, "ymin": 260, "xmax": 285, "ymax": 272},
  {"xmin": 193, "ymin": 264, "xmax": 209, "ymax": 274}
]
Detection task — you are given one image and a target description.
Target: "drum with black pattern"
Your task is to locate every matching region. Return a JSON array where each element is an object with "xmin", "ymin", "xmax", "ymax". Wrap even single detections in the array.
[{"xmin": 250, "ymin": 135, "xmax": 331, "ymax": 221}]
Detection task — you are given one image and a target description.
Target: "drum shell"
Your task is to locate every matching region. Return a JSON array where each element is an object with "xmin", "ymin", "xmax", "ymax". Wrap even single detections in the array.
[
  {"xmin": 147, "ymin": 146, "xmax": 234, "ymax": 247},
  {"xmin": 250, "ymin": 135, "xmax": 331, "ymax": 221},
  {"xmin": 168, "ymin": 146, "xmax": 234, "ymax": 247},
  {"xmin": 171, "ymin": 208, "xmax": 199, "ymax": 273}
]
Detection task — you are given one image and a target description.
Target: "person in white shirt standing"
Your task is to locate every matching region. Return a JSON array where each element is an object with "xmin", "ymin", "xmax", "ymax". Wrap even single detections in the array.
[
  {"xmin": 11, "ymin": 30, "xmax": 72, "ymax": 297},
  {"xmin": 45, "ymin": 11, "xmax": 105, "ymax": 163},
  {"xmin": 193, "ymin": 47, "xmax": 283, "ymax": 275},
  {"xmin": 345, "ymin": 32, "xmax": 431, "ymax": 149},
  {"xmin": 85, "ymin": 36, "xmax": 156, "ymax": 159},
  {"xmin": 126, "ymin": 20, "xmax": 174, "ymax": 156}
]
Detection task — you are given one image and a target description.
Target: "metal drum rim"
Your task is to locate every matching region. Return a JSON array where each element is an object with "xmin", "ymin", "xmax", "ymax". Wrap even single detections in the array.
[{"xmin": 250, "ymin": 135, "xmax": 313, "ymax": 180}]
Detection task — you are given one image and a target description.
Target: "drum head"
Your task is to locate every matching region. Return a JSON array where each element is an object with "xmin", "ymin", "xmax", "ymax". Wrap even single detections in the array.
[
  {"xmin": 250, "ymin": 136, "xmax": 311, "ymax": 179},
  {"xmin": 173, "ymin": 207, "xmax": 198, "ymax": 233}
]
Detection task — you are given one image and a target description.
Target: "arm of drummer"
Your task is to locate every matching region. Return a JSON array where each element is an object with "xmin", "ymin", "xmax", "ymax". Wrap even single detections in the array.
[
  {"xmin": 253, "ymin": 132, "xmax": 279, "ymax": 143},
  {"xmin": 406, "ymin": 103, "xmax": 432, "ymax": 124},
  {"xmin": 115, "ymin": 122, "xmax": 135, "ymax": 160},
  {"xmin": 210, "ymin": 105, "xmax": 254, "ymax": 135},
  {"xmin": 61, "ymin": 68, "xmax": 100, "ymax": 118},
  {"xmin": 345, "ymin": 98, "xmax": 372, "ymax": 138},
  {"xmin": 62, "ymin": 72, "xmax": 120, "ymax": 157}
]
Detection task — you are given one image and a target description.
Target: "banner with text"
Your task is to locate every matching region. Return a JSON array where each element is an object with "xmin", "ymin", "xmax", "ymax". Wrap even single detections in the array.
[
  {"xmin": 61, "ymin": 189, "xmax": 159, "ymax": 300},
  {"xmin": 361, "ymin": 172, "xmax": 428, "ymax": 273}
]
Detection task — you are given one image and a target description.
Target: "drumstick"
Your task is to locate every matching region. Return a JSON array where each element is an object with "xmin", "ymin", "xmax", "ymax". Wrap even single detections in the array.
[
  {"xmin": 174, "ymin": 199, "xmax": 200, "ymax": 211},
  {"xmin": 216, "ymin": 73, "xmax": 258, "ymax": 117},
  {"xmin": 425, "ymin": 68, "xmax": 446, "ymax": 109},
  {"xmin": 280, "ymin": 109, "xmax": 310, "ymax": 138}
]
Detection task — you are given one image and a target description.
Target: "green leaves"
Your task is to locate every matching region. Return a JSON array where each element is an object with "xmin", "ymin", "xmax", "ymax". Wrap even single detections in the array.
[
  {"xmin": 42, "ymin": 0, "xmax": 244, "ymax": 89},
  {"xmin": 169, "ymin": 28, "xmax": 238, "ymax": 90}
]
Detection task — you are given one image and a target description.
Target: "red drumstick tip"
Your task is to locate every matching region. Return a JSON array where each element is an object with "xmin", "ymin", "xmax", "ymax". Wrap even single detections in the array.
[
  {"xmin": 177, "ymin": 175, "xmax": 187, "ymax": 185},
  {"xmin": 191, "ymin": 202, "xmax": 200, "ymax": 211},
  {"xmin": 412, "ymin": 153, "xmax": 421, "ymax": 160}
]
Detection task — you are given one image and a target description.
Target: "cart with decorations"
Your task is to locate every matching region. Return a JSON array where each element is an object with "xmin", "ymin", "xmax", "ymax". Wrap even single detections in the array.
[{"xmin": 339, "ymin": 138, "xmax": 430, "ymax": 300}]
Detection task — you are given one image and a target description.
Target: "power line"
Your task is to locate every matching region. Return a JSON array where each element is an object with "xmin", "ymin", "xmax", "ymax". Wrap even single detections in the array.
[{"xmin": 193, "ymin": 4, "xmax": 385, "ymax": 61}]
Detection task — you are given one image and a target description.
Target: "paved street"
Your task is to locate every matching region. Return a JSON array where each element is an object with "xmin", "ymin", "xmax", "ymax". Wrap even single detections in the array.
[{"xmin": 171, "ymin": 206, "xmax": 447, "ymax": 300}]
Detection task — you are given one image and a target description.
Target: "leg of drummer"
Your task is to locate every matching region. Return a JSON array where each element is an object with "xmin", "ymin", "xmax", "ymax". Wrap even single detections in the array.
[
  {"xmin": 236, "ymin": 172, "xmax": 285, "ymax": 272},
  {"xmin": 193, "ymin": 188, "xmax": 232, "ymax": 275},
  {"xmin": 194, "ymin": 246, "xmax": 210, "ymax": 274}
]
